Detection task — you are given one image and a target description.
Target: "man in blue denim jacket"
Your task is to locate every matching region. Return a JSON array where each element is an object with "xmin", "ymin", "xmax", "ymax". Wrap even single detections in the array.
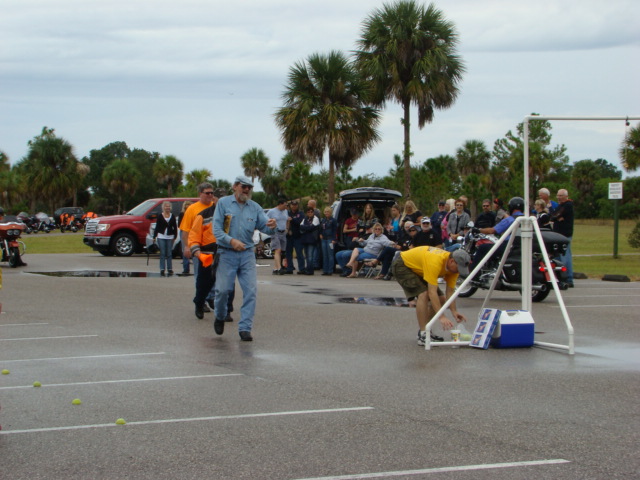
[{"xmin": 213, "ymin": 175, "xmax": 276, "ymax": 341}]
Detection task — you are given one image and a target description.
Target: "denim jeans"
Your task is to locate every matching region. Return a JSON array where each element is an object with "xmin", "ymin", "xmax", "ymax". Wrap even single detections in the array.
[
  {"xmin": 303, "ymin": 243, "xmax": 316, "ymax": 273},
  {"xmin": 321, "ymin": 239, "xmax": 334, "ymax": 273},
  {"xmin": 157, "ymin": 238, "xmax": 173, "ymax": 272},
  {"xmin": 285, "ymin": 236, "xmax": 305, "ymax": 273},
  {"xmin": 181, "ymin": 255, "xmax": 190, "ymax": 274},
  {"xmin": 214, "ymin": 249, "xmax": 257, "ymax": 332}
]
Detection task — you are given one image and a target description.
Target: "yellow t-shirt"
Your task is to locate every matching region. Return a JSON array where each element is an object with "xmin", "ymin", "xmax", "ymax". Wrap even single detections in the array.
[{"xmin": 400, "ymin": 246, "xmax": 459, "ymax": 289}]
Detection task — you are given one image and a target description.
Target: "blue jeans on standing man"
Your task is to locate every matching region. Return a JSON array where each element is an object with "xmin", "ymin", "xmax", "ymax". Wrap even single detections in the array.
[
  {"xmin": 214, "ymin": 249, "xmax": 257, "ymax": 333},
  {"xmin": 285, "ymin": 236, "xmax": 305, "ymax": 273}
]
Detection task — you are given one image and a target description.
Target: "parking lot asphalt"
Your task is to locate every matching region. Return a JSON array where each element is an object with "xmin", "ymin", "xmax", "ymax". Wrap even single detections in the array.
[{"xmin": 1, "ymin": 253, "xmax": 639, "ymax": 479}]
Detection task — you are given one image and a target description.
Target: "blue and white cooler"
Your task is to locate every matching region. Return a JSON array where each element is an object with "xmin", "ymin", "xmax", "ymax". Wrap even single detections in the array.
[{"xmin": 490, "ymin": 310, "xmax": 535, "ymax": 348}]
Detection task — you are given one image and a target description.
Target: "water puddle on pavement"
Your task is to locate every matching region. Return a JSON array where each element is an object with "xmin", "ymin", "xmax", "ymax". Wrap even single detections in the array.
[
  {"xmin": 30, "ymin": 270, "xmax": 160, "ymax": 278},
  {"xmin": 338, "ymin": 297, "xmax": 410, "ymax": 307}
]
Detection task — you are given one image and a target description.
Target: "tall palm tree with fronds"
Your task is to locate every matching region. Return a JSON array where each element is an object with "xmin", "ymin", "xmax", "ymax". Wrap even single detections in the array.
[
  {"xmin": 24, "ymin": 126, "xmax": 79, "ymax": 212},
  {"xmin": 356, "ymin": 0, "xmax": 465, "ymax": 198},
  {"xmin": 275, "ymin": 50, "xmax": 381, "ymax": 203},
  {"xmin": 153, "ymin": 155, "xmax": 184, "ymax": 197},
  {"xmin": 102, "ymin": 158, "xmax": 139, "ymax": 213},
  {"xmin": 240, "ymin": 148, "xmax": 270, "ymax": 185},
  {"xmin": 620, "ymin": 122, "xmax": 640, "ymax": 172}
]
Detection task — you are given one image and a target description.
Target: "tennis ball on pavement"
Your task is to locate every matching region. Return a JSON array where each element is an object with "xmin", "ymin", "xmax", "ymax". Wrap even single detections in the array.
[
  {"xmin": 1, "ymin": 369, "xmax": 9, "ymax": 375},
  {"xmin": 72, "ymin": 398, "xmax": 82, "ymax": 405},
  {"xmin": 33, "ymin": 381, "xmax": 42, "ymax": 387},
  {"xmin": 115, "ymin": 418, "xmax": 126, "ymax": 425}
]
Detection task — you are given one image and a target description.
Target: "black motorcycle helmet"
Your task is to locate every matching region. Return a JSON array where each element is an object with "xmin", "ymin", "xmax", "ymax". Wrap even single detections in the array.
[{"xmin": 508, "ymin": 197, "xmax": 525, "ymax": 215}]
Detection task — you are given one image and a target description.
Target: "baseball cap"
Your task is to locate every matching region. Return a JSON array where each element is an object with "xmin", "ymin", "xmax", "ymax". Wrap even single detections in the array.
[
  {"xmin": 234, "ymin": 175, "xmax": 254, "ymax": 187},
  {"xmin": 421, "ymin": 217, "xmax": 431, "ymax": 224},
  {"xmin": 213, "ymin": 188, "xmax": 226, "ymax": 198},
  {"xmin": 438, "ymin": 200, "xmax": 446, "ymax": 206},
  {"xmin": 451, "ymin": 250, "xmax": 471, "ymax": 277}
]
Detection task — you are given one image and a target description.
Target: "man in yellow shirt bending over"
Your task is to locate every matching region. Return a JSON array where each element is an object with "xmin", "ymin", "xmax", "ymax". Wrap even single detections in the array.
[{"xmin": 392, "ymin": 246, "xmax": 470, "ymax": 346}]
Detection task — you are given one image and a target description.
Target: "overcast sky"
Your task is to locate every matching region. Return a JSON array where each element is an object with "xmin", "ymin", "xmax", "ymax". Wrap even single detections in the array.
[{"xmin": 1, "ymin": 0, "xmax": 639, "ymax": 189}]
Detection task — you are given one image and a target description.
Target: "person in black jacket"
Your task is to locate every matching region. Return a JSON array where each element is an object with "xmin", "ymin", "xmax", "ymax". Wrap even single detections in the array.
[
  {"xmin": 153, "ymin": 201, "xmax": 178, "ymax": 276},
  {"xmin": 551, "ymin": 189, "xmax": 575, "ymax": 287}
]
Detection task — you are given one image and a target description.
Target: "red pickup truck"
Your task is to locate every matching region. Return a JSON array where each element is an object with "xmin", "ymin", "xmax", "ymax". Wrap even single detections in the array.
[{"xmin": 83, "ymin": 197, "xmax": 197, "ymax": 256}]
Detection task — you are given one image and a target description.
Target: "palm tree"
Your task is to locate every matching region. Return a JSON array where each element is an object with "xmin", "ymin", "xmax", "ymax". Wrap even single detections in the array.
[
  {"xmin": 240, "ymin": 148, "xmax": 270, "ymax": 185},
  {"xmin": 620, "ymin": 122, "xmax": 640, "ymax": 172},
  {"xmin": 185, "ymin": 169, "xmax": 213, "ymax": 189},
  {"xmin": 102, "ymin": 158, "xmax": 139, "ymax": 213},
  {"xmin": 275, "ymin": 50, "xmax": 381, "ymax": 202},
  {"xmin": 356, "ymin": 0, "xmax": 465, "ymax": 198},
  {"xmin": 153, "ymin": 155, "xmax": 184, "ymax": 197},
  {"xmin": 24, "ymin": 127, "xmax": 79, "ymax": 212},
  {"xmin": 0, "ymin": 151, "xmax": 10, "ymax": 172}
]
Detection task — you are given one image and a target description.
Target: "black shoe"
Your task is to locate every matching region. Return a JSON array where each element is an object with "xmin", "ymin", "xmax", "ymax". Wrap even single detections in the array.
[
  {"xmin": 168, "ymin": 270, "xmax": 174, "ymax": 276},
  {"xmin": 304, "ymin": 271, "xmax": 314, "ymax": 275},
  {"xmin": 278, "ymin": 268, "xmax": 287, "ymax": 275},
  {"xmin": 272, "ymin": 269, "xmax": 280, "ymax": 275},
  {"xmin": 321, "ymin": 272, "xmax": 332, "ymax": 276},
  {"xmin": 214, "ymin": 319, "xmax": 225, "ymax": 335},
  {"xmin": 239, "ymin": 331, "xmax": 253, "ymax": 342},
  {"xmin": 340, "ymin": 268, "xmax": 352, "ymax": 277},
  {"xmin": 283, "ymin": 270, "xmax": 293, "ymax": 275},
  {"xmin": 206, "ymin": 298, "xmax": 215, "ymax": 310},
  {"xmin": 567, "ymin": 282, "xmax": 574, "ymax": 288},
  {"xmin": 203, "ymin": 303, "xmax": 211, "ymax": 313},
  {"xmin": 224, "ymin": 314, "xmax": 234, "ymax": 322},
  {"xmin": 160, "ymin": 270, "xmax": 165, "ymax": 277},
  {"xmin": 297, "ymin": 271, "xmax": 306, "ymax": 275},
  {"xmin": 195, "ymin": 306, "xmax": 204, "ymax": 320},
  {"xmin": 383, "ymin": 274, "xmax": 392, "ymax": 281}
]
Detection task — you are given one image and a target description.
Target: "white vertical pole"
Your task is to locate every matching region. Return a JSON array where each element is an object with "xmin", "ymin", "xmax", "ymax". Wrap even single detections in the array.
[{"xmin": 522, "ymin": 118, "xmax": 532, "ymax": 311}]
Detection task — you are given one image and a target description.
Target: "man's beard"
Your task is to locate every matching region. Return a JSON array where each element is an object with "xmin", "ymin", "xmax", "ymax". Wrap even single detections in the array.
[{"xmin": 238, "ymin": 191, "xmax": 251, "ymax": 203}]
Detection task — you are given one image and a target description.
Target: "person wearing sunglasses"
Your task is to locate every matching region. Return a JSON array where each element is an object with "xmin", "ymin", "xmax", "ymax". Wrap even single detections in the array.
[{"xmin": 212, "ymin": 175, "xmax": 276, "ymax": 341}]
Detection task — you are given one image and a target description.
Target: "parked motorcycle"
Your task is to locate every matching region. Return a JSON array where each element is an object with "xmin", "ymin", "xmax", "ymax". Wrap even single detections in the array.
[
  {"xmin": 456, "ymin": 223, "xmax": 569, "ymax": 303},
  {"xmin": 0, "ymin": 221, "xmax": 27, "ymax": 267},
  {"xmin": 59, "ymin": 213, "xmax": 79, "ymax": 233},
  {"xmin": 31, "ymin": 212, "xmax": 55, "ymax": 233}
]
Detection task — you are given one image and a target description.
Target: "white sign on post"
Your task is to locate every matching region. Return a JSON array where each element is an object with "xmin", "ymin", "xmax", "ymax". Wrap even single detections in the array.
[{"xmin": 608, "ymin": 182, "xmax": 623, "ymax": 200}]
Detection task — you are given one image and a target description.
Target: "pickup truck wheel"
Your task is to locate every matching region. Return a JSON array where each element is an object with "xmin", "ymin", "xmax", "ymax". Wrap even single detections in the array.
[{"xmin": 112, "ymin": 233, "xmax": 136, "ymax": 257}]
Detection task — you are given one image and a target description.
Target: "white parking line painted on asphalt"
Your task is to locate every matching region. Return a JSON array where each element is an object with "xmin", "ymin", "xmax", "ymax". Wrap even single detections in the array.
[
  {"xmin": 0, "ymin": 406, "xmax": 375, "ymax": 435},
  {"xmin": 0, "ymin": 352, "xmax": 165, "ymax": 363},
  {"xmin": 0, "ymin": 374, "xmax": 244, "ymax": 390},
  {"xmin": 0, "ymin": 323, "xmax": 49, "ymax": 327},
  {"xmin": 552, "ymin": 304, "xmax": 640, "ymax": 308},
  {"xmin": 0, "ymin": 335, "xmax": 98, "ymax": 341},
  {"xmin": 290, "ymin": 459, "xmax": 571, "ymax": 480}
]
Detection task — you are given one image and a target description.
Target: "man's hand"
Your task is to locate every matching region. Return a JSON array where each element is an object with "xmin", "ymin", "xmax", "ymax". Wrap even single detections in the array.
[
  {"xmin": 266, "ymin": 218, "xmax": 277, "ymax": 229},
  {"xmin": 230, "ymin": 238, "xmax": 246, "ymax": 252},
  {"xmin": 453, "ymin": 312, "xmax": 467, "ymax": 323},
  {"xmin": 439, "ymin": 316, "xmax": 454, "ymax": 330},
  {"xmin": 183, "ymin": 247, "xmax": 191, "ymax": 259}
]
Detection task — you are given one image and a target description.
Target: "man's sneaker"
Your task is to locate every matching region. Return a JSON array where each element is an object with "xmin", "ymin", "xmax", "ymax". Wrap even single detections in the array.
[
  {"xmin": 224, "ymin": 314, "xmax": 234, "ymax": 322},
  {"xmin": 195, "ymin": 306, "xmax": 204, "ymax": 320},
  {"xmin": 272, "ymin": 269, "xmax": 280, "ymax": 275},
  {"xmin": 417, "ymin": 330, "xmax": 444, "ymax": 346},
  {"xmin": 239, "ymin": 331, "xmax": 253, "ymax": 342}
]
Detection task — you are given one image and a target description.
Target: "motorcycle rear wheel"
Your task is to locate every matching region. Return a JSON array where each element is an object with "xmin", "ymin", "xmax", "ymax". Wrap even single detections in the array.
[
  {"xmin": 456, "ymin": 277, "xmax": 477, "ymax": 298},
  {"xmin": 530, "ymin": 283, "xmax": 551, "ymax": 302}
]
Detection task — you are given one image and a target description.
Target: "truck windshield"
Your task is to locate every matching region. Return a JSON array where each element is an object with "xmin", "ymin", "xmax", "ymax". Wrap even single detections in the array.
[{"xmin": 125, "ymin": 200, "xmax": 156, "ymax": 216}]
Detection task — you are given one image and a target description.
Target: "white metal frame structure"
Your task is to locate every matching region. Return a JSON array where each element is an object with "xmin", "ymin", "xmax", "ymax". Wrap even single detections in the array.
[{"xmin": 424, "ymin": 115, "xmax": 640, "ymax": 354}]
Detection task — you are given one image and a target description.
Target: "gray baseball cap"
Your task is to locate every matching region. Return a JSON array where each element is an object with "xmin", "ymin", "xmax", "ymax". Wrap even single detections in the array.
[
  {"xmin": 234, "ymin": 175, "xmax": 254, "ymax": 187},
  {"xmin": 451, "ymin": 249, "xmax": 471, "ymax": 277}
]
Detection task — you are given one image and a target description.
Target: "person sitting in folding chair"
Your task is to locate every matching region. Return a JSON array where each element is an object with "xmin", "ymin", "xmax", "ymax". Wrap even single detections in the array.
[{"xmin": 338, "ymin": 223, "xmax": 395, "ymax": 278}]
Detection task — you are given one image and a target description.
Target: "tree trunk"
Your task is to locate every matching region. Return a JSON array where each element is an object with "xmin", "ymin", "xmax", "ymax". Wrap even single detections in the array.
[
  {"xmin": 328, "ymin": 155, "xmax": 335, "ymax": 203},
  {"xmin": 403, "ymin": 99, "xmax": 411, "ymax": 199}
]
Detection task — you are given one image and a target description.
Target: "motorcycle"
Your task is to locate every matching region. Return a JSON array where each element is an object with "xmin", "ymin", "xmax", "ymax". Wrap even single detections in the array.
[
  {"xmin": 32, "ymin": 212, "xmax": 55, "ymax": 233},
  {"xmin": 59, "ymin": 213, "xmax": 79, "ymax": 233},
  {"xmin": 456, "ymin": 223, "xmax": 569, "ymax": 303},
  {"xmin": 0, "ymin": 221, "xmax": 27, "ymax": 267}
]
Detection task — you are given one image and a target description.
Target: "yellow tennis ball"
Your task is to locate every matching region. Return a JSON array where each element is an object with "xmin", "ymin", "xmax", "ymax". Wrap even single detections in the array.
[
  {"xmin": 72, "ymin": 398, "xmax": 82, "ymax": 405},
  {"xmin": 33, "ymin": 381, "xmax": 42, "ymax": 387},
  {"xmin": 115, "ymin": 418, "xmax": 126, "ymax": 425},
  {"xmin": 461, "ymin": 334, "xmax": 472, "ymax": 342},
  {"xmin": 1, "ymin": 369, "xmax": 9, "ymax": 375}
]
